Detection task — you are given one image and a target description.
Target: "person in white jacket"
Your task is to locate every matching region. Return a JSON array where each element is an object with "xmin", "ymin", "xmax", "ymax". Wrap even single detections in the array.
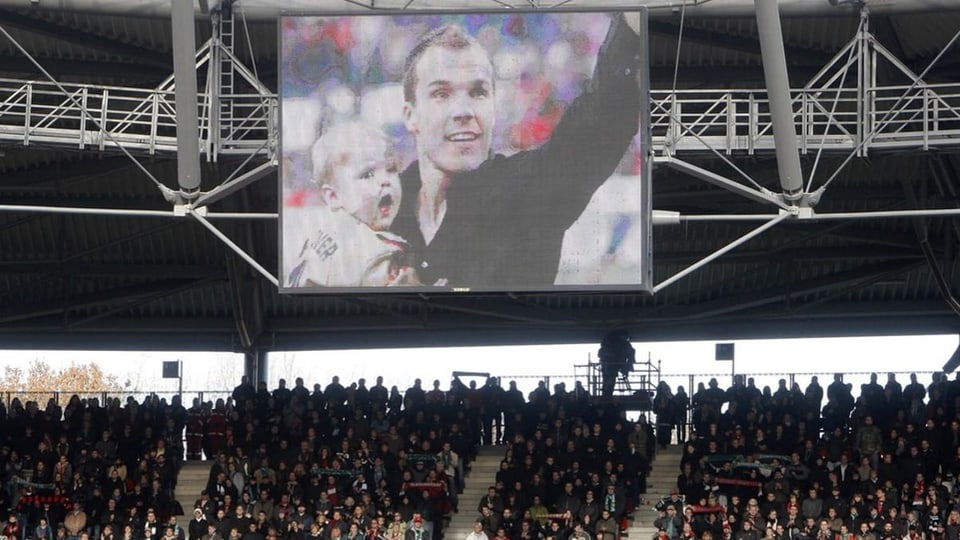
[{"xmin": 466, "ymin": 521, "xmax": 489, "ymax": 540}]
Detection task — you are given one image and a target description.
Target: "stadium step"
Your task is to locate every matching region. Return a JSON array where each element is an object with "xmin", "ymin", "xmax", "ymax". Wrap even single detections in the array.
[
  {"xmin": 629, "ymin": 444, "xmax": 683, "ymax": 540},
  {"xmin": 444, "ymin": 445, "xmax": 504, "ymax": 540},
  {"xmin": 175, "ymin": 460, "xmax": 211, "ymax": 517}
]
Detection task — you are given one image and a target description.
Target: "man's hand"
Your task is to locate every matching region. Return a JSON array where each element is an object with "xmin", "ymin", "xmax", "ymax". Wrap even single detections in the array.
[{"xmin": 622, "ymin": 11, "xmax": 643, "ymax": 36}]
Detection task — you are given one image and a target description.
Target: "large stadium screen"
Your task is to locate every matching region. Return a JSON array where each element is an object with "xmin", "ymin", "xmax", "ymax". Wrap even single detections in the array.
[{"xmin": 279, "ymin": 9, "xmax": 652, "ymax": 293}]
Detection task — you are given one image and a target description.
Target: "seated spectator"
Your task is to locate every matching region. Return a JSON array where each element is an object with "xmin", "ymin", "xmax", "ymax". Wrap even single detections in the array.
[
  {"xmin": 467, "ymin": 521, "xmax": 489, "ymax": 540},
  {"xmin": 595, "ymin": 510, "xmax": 618, "ymax": 540},
  {"xmin": 568, "ymin": 522, "xmax": 590, "ymax": 540},
  {"xmin": 654, "ymin": 506, "xmax": 683, "ymax": 540}
]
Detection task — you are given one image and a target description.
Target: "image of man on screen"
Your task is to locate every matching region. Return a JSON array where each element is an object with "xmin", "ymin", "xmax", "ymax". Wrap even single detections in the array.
[{"xmin": 391, "ymin": 12, "xmax": 644, "ymax": 289}]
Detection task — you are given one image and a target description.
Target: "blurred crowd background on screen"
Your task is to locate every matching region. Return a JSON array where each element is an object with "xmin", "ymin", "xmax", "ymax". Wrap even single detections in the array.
[{"xmin": 279, "ymin": 11, "xmax": 644, "ymax": 205}]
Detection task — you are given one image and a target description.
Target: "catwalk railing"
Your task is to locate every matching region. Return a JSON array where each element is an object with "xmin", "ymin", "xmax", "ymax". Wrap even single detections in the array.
[
  {"xmin": 653, "ymin": 84, "xmax": 960, "ymax": 156},
  {"xmin": 1, "ymin": 78, "xmax": 959, "ymax": 159},
  {"xmin": 0, "ymin": 78, "xmax": 276, "ymax": 158}
]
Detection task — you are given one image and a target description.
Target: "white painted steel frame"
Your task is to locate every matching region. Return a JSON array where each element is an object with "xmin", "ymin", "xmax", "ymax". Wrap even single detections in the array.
[
  {"xmin": 0, "ymin": 2, "xmax": 957, "ymax": 293},
  {"xmin": 0, "ymin": 0, "xmax": 955, "ymax": 19}
]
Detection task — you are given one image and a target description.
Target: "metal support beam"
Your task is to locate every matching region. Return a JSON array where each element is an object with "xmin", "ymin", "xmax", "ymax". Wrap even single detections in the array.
[
  {"xmin": 0, "ymin": 278, "xmax": 210, "ymax": 325},
  {"xmin": 171, "ymin": 0, "xmax": 202, "ymax": 196},
  {"xmin": 257, "ymin": 352, "xmax": 269, "ymax": 385},
  {"xmin": 0, "ymin": 262, "xmax": 221, "ymax": 278},
  {"xmin": 0, "ymin": 25, "xmax": 177, "ymax": 201},
  {"xmin": 648, "ymin": 20, "xmax": 832, "ymax": 66},
  {"xmin": 654, "ymin": 211, "xmax": 793, "ymax": 294},
  {"xmin": 9, "ymin": 0, "xmax": 956, "ymax": 19},
  {"xmin": 244, "ymin": 349, "xmax": 268, "ymax": 386},
  {"xmin": 190, "ymin": 209, "xmax": 279, "ymax": 287},
  {"xmin": 0, "ymin": 202, "xmax": 275, "ymax": 220},
  {"xmin": 673, "ymin": 208, "xmax": 960, "ymax": 222},
  {"xmin": 900, "ymin": 172, "xmax": 960, "ymax": 318},
  {"xmin": 0, "ymin": 8, "xmax": 171, "ymax": 69},
  {"xmin": 672, "ymin": 259, "xmax": 922, "ymax": 320},
  {"xmin": 64, "ymin": 277, "xmax": 219, "ymax": 329},
  {"xmin": 0, "ymin": 55, "xmax": 170, "ymax": 82},
  {"xmin": 228, "ymin": 251, "xmax": 264, "ymax": 349},
  {"xmin": 755, "ymin": 0, "xmax": 805, "ymax": 204},
  {"xmin": 0, "ymin": 204, "xmax": 175, "ymax": 218},
  {"xmin": 195, "ymin": 160, "xmax": 277, "ymax": 207},
  {"xmin": 416, "ymin": 298, "xmax": 557, "ymax": 325},
  {"xmin": 0, "ymin": 156, "xmax": 134, "ymax": 189},
  {"xmin": 655, "ymin": 245, "xmax": 922, "ymax": 265},
  {"xmin": 658, "ymin": 157, "xmax": 790, "ymax": 210},
  {"xmin": 812, "ymin": 208, "xmax": 960, "ymax": 221}
]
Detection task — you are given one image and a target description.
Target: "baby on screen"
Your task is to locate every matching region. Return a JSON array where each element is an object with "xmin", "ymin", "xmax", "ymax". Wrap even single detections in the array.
[{"xmin": 286, "ymin": 121, "xmax": 418, "ymax": 287}]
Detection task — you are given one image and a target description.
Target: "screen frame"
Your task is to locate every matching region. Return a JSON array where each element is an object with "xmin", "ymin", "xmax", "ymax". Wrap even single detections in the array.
[{"xmin": 277, "ymin": 7, "xmax": 652, "ymax": 295}]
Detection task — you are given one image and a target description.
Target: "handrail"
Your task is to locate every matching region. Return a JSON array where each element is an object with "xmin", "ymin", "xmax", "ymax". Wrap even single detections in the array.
[
  {"xmin": 0, "ymin": 369, "xmax": 939, "ymax": 413},
  {"xmin": 0, "ymin": 78, "xmax": 958, "ymax": 159},
  {"xmin": 0, "ymin": 77, "xmax": 277, "ymax": 158},
  {"xmin": 0, "ymin": 389, "xmax": 234, "ymax": 410}
]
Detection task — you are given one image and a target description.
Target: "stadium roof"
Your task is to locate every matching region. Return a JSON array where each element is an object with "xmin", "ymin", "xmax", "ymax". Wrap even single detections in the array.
[{"xmin": 0, "ymin": 0, "xmax": 958, "ymax": 352}]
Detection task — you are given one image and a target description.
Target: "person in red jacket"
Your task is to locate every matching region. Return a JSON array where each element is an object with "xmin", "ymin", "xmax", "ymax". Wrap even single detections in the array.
[
  {"xmin": 3, "ymin": 513, "xmax": 22, "ymax": 540},
  {"xmin": 185, "ymin": 398, "xmax": 206, "ymax": 461},
  {"xmin": 205, "ymin": 400, "xmax": 227, "ymax": 459}
]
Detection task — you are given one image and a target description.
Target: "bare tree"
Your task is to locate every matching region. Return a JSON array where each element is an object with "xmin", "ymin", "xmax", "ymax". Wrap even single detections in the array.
[{"xmin": 0, "ymin": 360, "xmax": 122, "ymax": 407}]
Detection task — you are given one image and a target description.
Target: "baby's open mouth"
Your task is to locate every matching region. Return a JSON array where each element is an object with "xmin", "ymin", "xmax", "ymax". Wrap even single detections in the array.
[{"xmin": 378, "ymin": 194, "xmax": 394, "ymax": 215}]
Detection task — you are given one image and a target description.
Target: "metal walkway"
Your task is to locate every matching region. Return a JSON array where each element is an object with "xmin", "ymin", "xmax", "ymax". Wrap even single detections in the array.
[
  {"xmin": 0, "ymin": 38, "xmax": 278, "ymax": 161},
  {"xmin": 3, "ymin": 78, "xmax": 958, "ymax": 160},
  {"xmin": 0, "ymin": 77, "xmax": 276, "ymax": 158},
  {"xmin": 1, "ymin": 12, "xmax": 958, "ymax": 161},
  {"xmin": 653, "ymin": 84, "xmax": 960, "ymax": 156}
]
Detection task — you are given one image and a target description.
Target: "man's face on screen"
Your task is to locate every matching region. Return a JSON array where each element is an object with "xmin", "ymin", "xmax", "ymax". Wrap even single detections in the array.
[{"xmin": 404, "ymin": 43, "xmax": 494, "ymax": 175}]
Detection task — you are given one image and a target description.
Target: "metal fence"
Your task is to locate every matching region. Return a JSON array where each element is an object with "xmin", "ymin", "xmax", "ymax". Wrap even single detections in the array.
[
  {"xmin": 0, "ymin": 369, "xmax": 938, "ymax": 418},
  {"xmin": 4, "ymin": 76, "xmax": 960, "ymax": 160},
  {"xmin": 0, "ymin": 390, "xmax": 232, "ymax": 409},
  {"xmin": 0, "ymin": 77, "xmax": 277, "ymax": 158}
]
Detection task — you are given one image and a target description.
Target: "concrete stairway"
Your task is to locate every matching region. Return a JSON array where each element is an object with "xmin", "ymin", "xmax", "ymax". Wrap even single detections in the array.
[
  {"xmin": 443, "ymin": 446, "xmax": 504, "ymax": 540},
  {"xmin": 628, "ymin": 445, "xmax": 682, "ymax": 540},
  {"xmin": 174, "ymin": 461, "xmax": 211, "ymax": 517}
]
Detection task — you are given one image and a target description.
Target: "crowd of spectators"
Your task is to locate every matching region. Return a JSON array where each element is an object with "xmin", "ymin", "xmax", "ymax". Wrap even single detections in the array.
[
  {"xmin": 182, "ymin": 376, "xmax": 645, "ymax": 540},
  {"xmin": 182, "ymin": 374, "xmax": 487, "ymax": 540},
  {"xmin": 653, "ymin": 372, "xmax": 960, "ymax": 540},
  {"xmin": 468, "ymin": 380, "xmax": 655, "ymax": 540},
  {"xmin": 6, "ymin": 368, "xmax": 960, "ymax": 540},
  {"xmin": 0, "ymin": 374, "xmax": 639, "ymax": 540},
  {"xmin": 0, "ymin": 394, "xmax": 186, "ymax": 540}
]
